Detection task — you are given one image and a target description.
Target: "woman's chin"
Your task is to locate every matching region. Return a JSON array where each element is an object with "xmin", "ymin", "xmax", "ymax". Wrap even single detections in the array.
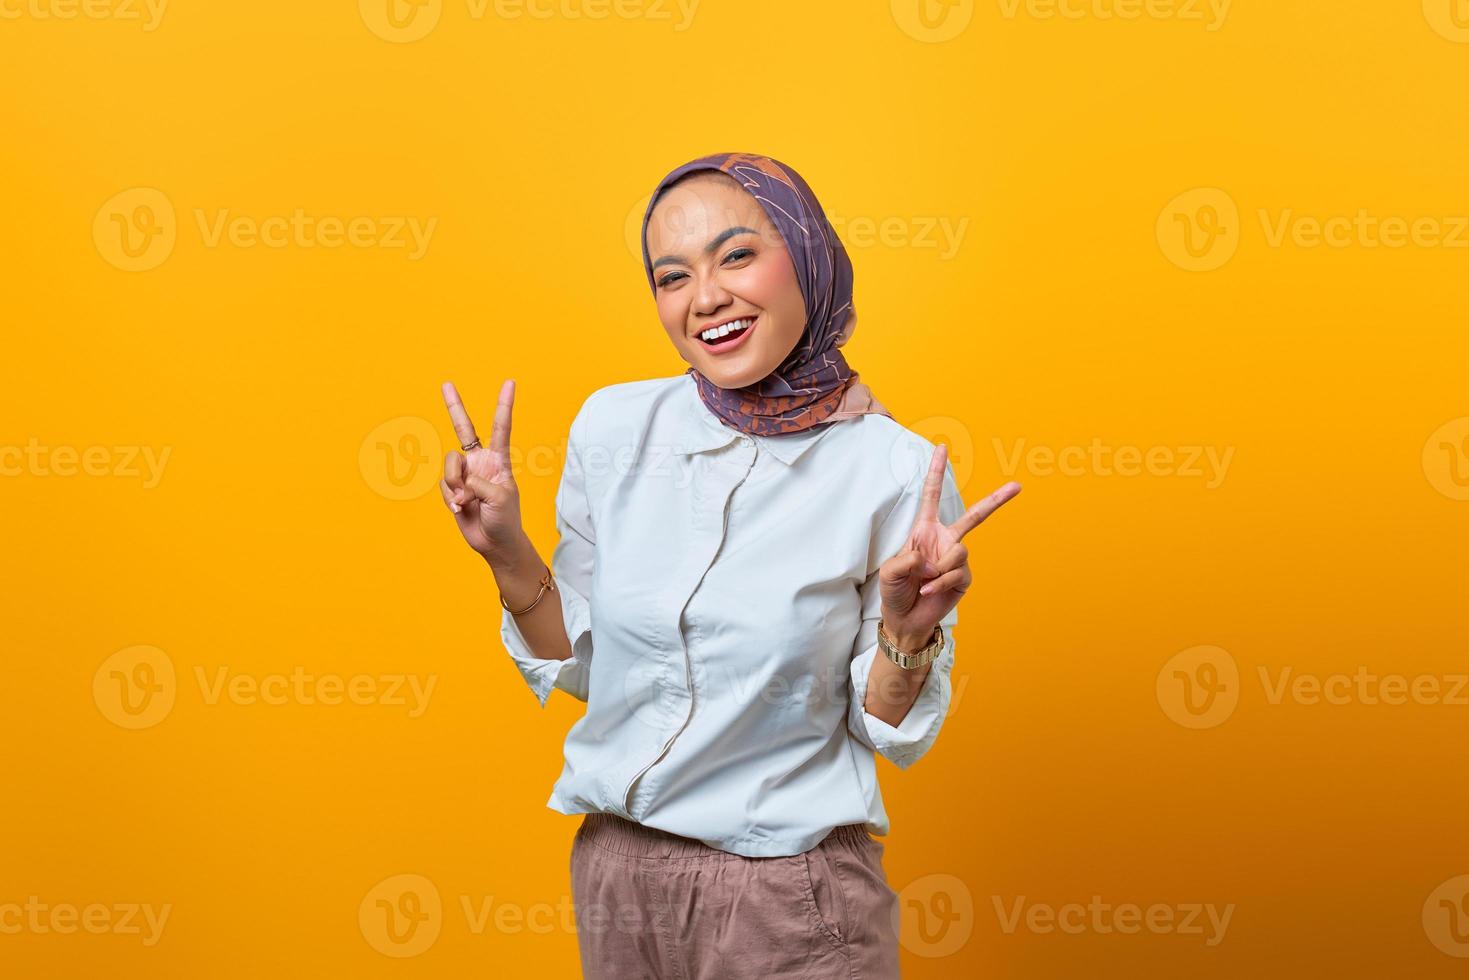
[
  {"xmin": 687, "ymin": 347, "xmax": 769, "ymax": 388},
  {"xmin": 696, "ymin": 362, "xmax": 768, "ymax": 389}
]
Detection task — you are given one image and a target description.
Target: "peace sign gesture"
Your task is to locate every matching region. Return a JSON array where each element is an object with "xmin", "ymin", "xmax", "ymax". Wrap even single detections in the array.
[
  {"xmin": 439, "ymin": 379, "xmax": 524, "ymax": 561},
  {"xmin": 878, "ymin": 443, "xmax": 1022, "ymax": 644}
]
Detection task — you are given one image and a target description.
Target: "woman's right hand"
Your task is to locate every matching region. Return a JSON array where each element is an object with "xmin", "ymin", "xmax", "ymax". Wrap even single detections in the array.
[{"xmin": 439, "ymin": 379, "xmax": 524, "ymax": 562}]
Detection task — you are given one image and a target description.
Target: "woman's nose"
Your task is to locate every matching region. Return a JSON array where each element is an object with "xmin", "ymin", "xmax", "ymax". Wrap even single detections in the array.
[{"xmin": 692, "ymin": 276, "xmax": 733, "ymax": 315}]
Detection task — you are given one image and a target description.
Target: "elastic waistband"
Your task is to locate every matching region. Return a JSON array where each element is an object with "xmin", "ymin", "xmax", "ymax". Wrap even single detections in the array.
[{"xmin": 578, "ymin": 812, "xmax": 872, "ymax": 859}]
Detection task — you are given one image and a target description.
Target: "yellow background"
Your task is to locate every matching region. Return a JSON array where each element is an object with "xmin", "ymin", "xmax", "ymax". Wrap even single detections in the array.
[{"xmin": 4, "ymin": 0, "xmax": 1469, "ymax": 976}]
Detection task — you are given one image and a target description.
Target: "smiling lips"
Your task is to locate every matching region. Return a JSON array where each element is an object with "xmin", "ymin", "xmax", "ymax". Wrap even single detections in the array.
[{"xmin": 696, "ymin": 316, "xmax": 757, "ymax": 351}]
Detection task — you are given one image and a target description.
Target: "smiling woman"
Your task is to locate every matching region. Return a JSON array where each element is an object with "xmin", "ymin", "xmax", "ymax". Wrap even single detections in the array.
[
  {"xmin": 438, "ymin": 151, "xmax": 1021, "ymax": 980},
  {"xmin": 644, "ymin": 169, "xmax": 809, "ymax": 384},
  {"xmin": 639, "ymin": 155, "xmax": 893, "ymax": 434}
]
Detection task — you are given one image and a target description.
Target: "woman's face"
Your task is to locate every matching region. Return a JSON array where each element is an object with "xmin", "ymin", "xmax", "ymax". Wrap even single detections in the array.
[{"xmin": 645, "ymin": 175, "xmax": 807, "ymax": 389}]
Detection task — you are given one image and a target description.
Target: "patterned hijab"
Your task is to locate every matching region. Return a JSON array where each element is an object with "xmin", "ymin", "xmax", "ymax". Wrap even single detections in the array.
[{"xmin": 640, "ymin": 152, "xmax": 893, "ymax": 437}]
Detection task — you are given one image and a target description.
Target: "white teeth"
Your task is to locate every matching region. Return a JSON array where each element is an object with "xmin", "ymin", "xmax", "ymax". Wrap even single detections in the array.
[{"xmin": 701, "ymin": 319, "xmax": 752, "ymax": 342}]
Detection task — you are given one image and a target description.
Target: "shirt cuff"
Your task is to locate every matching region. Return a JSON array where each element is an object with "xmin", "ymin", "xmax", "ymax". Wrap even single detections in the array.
[
  {"xmin": 848, "ymin": 630, "xmax": 955, "ymax": 770},
  {"xmin": 499, "ymin": 583, "xmax": 593, "ymax": 708}
]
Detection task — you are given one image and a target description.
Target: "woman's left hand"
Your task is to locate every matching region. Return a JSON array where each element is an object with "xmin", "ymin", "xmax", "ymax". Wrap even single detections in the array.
[{"xmin": 878, "ymin": 443, "xmax": 1022, "ymax": 644}]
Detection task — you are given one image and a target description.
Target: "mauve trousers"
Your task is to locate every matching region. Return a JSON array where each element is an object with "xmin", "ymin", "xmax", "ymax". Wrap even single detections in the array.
[{"xmin": 569, "ymin": 812, "xmax": 902, "ymax": 979}]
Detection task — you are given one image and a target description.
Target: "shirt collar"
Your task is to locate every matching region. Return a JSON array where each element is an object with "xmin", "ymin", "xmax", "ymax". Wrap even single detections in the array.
[{"xmin": 673, "ymin": 374, "xmax": 833, "ymax": 467}]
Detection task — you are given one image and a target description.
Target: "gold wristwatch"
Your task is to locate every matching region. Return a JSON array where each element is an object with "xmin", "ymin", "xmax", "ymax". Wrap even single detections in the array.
[{"xmin": 876, "ymin": 619, "xmax": 945, "ymax": 669}]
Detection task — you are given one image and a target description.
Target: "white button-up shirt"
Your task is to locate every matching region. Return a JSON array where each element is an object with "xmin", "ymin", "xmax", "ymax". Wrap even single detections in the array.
[{"xmin": 499, "ymin": 372, "xmax": 962, "ymax": 858}]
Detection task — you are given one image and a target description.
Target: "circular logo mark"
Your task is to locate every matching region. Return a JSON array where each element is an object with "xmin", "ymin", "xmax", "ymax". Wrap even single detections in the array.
[
  {"xmin": 360, "ymin": 416, "xmax": 442, "ymax": 501},
  {"xmin": 892, "ymin": 872, "xmax": 973, "ymax": 958},
  {"xmin": 1424, "ymin": 0, "xmax": 1469, "ymax": 42},
  {"xmin": 359, "ymin": 873, "xmax": 442, "ymax": 957},
  {"xmin": 1157, "ymin": 188, "xmax": 1240, "ymax": 273},
  {"xmin": 1422, "ymin": 417, "xmax": 1469, "ymax": 501},
  {"xmin": 887, "ymin": 434, "xmax": 967, "ymax": 516},
  {"xmin": 93, "ymin": 645, "xmax": 176, "ymax": 730},
  {"xmin": 625, "ymin": 192, "xmax": 654, "ymax": 265},
  {"xmin": 622, "ymin": 652, "xmax": 683, "ymax": 731},
  {"xmin": 94, "ymin": 188, "xmax": 177, "ymax": 273},
  {"xmin": 891, "ymin": 0, "xmax": 975, "ymax": 43},
  {"xmin": 1424, "ymin": 875, "xmax": 1469, "ymax": 957},
  {"xmin": 906, "ymin": 415, "xmax": 975, "ymax": 500},
  {"xmin": 359, "ymin": 0, "xmax": 442, "ymax": 43},
  {"xmin": 635, "ymin": 185, "xmax": 787, "ymax": 269},
  {"xmin": 1157, "ymin": 645, "xmax": 1239, "ymax": 730}
]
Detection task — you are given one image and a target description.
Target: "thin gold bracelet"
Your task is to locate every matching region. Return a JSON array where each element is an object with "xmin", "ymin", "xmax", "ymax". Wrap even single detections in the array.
[{"xmin": 500, "ymin": 565, "xmax": 556, "ymax": 615}]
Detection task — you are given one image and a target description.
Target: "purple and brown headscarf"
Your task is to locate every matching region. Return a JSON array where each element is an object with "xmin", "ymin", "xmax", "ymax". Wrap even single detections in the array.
[{"xmin": 640, "ymin": 152, "xmax": 893, "ymax": 437}]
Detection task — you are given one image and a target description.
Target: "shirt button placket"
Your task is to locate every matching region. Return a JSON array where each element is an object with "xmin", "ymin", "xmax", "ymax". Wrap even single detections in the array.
[{"xmin": 620, "ymin": 441, "xmax": 758, "ymax": 818}]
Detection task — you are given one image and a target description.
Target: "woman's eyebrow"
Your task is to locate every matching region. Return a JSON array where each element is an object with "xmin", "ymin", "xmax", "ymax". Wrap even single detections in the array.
[{"xmin": 651, "ymin": 226, "xmax": 758, "ymax": 270}]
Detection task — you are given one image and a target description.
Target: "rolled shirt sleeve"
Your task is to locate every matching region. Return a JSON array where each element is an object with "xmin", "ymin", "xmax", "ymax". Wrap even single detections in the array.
[
  {"xmin": 847, "ymin": 453, "xmax": 962, "ymax": 769},
  {"xmin": 499, "ymin": 397, "xmax": 597, "ymax": 708}
]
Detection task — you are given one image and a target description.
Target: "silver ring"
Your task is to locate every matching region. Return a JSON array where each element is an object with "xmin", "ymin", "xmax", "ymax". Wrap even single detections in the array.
[{"xmin": 461, "ymin": 438, "xmax": 481, "ymax": 452}]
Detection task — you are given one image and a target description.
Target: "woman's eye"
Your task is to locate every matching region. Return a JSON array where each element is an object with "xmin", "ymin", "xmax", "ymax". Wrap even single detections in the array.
[{"xmin": 657, "ymin": 249, "xmax": 751, "ymax": 288}]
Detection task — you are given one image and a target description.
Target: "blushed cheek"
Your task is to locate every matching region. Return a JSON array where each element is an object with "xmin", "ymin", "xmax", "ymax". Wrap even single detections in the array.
[
  {"xmin": 739, "ymin": 262, "xmax": 805, "ymax": 348},
  {"xmin": 740, "ymin": 260, "xmax": 792, "ymax": 308}
]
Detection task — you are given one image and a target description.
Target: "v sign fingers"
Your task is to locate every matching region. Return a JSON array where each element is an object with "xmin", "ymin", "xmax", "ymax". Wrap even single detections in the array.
[
  {"xmin": 437, "ymin": 379, "xmax": 526, "ymax": 564},
  {"xmin": 879, "ymin": 443, "xmax": 1023, "ymax": 639}
]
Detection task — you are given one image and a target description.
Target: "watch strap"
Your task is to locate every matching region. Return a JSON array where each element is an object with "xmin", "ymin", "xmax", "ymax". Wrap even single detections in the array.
[{"xmin": 876, "ymin": 619, "xmax": 945, "ymax": 670}]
